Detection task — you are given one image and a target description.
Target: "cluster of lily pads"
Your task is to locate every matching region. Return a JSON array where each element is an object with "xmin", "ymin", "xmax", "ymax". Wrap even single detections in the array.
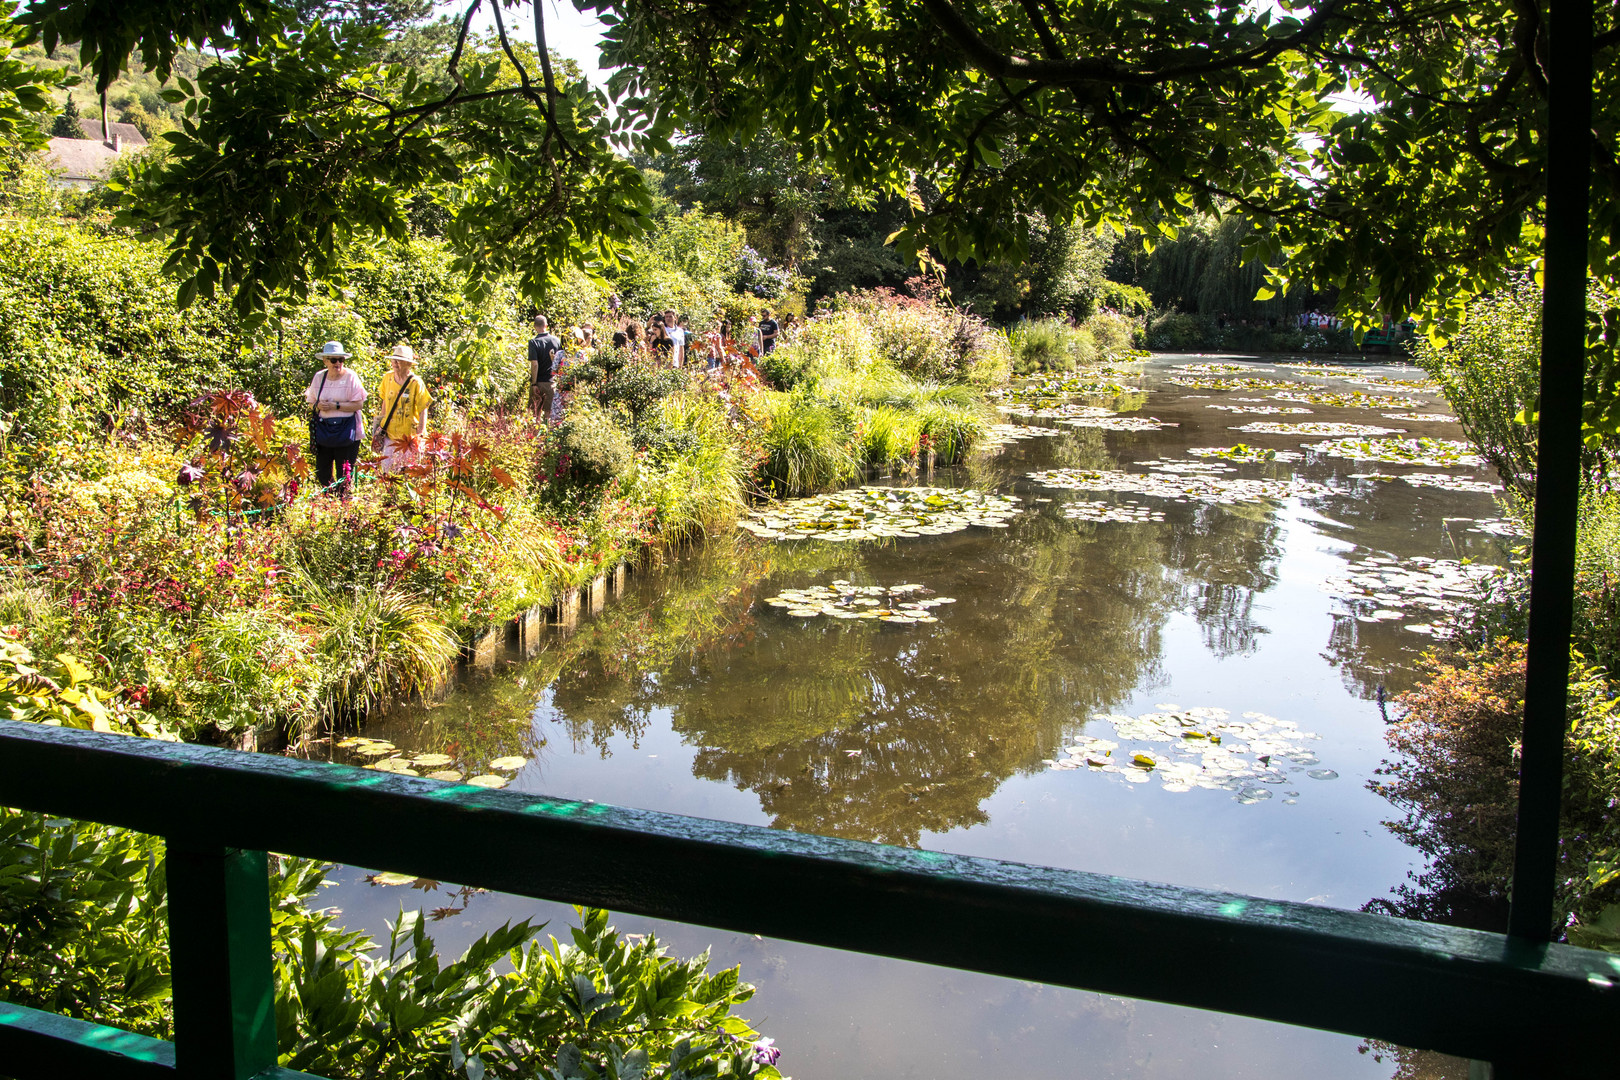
[
  {"xmin": 336, "ymin": 735, "xmax": 527, "ymax": 789},
  {"xmin": 762, "ymin": 581, "xmax": 954, "ymax": 624},
  {"xmin": 997, "ymin": 402, "xmax": 1117, "ymax": 420},
  {"xmin": 990, "ymin": 374, "xmax": 1142, "ymax": 409},
  {"xmin": 1206, "ymin": 404, "xmax": 1312, "ymax": 415},
  {"xmin": 1044, "ymin": 707, "xmax": 1331, "ymax": 801},
  {"xmin": 1400, "ymin": 472, "xmax": 1503, "ymax": 494},
  {"xmin": 1272, "ymin": 390, "xmax": 1428, "ymax": 410},
  {"xmin": 1188, "ymin": 444, "xmax": 1303, "ymax": 463},
  {"xmin": 978, "ymin": 423, "xmax": 1064, "ymax": 450},
  {"xmin": 1058, "ymin": 414, "xmax": 1178, "ymax": 432},
  {"xmin": 1028, "ymin": 466, "xmax": 1330, "ymax": 504},
  {"xmin": 1319, "ymin": 554, "xmax": 1504, "ymax": 634},
  {"xmin": 1232, "ymin": 421, "xmax": 1405, "ymax": 437},
  {"xmin": 1168, "ymin": 376, "xmax": 1297, "ymax": 392},
  {"xmin": 738, "ymin": 486, "xmax": 1022, "ymax": 541},
  {"xmin": 1382, "ymin": 412, "xmax": 1456, "ymax": 422},
  {"xmin": 1061, "ymin": 499, "xmax": 1166, "ymax": 523},
  {"xmin": 1308, "ymin": 437, "xmax": 1484, "ymax": 468},
  {"xmin": 1172, "ymin": 362, "xmax": 1251, "ymax": 374}
]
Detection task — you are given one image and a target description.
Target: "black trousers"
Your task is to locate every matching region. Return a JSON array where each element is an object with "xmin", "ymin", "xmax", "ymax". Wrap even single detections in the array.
[{"xmin": 315, "ymin": 441, "xmax": 360, "ymax": 492}]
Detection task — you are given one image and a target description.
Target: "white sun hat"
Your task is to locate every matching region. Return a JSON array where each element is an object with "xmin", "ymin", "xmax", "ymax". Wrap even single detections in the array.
[{"xmin": 387, "ymin": 344, "xmax": 418, "ymax": 364}]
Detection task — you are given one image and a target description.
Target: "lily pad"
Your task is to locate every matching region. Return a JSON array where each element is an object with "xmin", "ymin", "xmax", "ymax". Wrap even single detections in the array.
[
  {"xmin": 1169, "ymin": 376, "xmax": 1297, "ymax": 391},
  {"xmin": 1233, "ymin": 421, "xmax": 1406, "ymax": 437},
  {"xmin": 1058, "ymin": 415, "xmax": 1178, "ymax": 432},
  {"xmin": 1400, "ymin": 472, "xmax": 1502, "ymax": 494},
  {"xmin": 426, "ymin": 769, "xmax": 464, "ymax": 782},
  {"xmin": 488, "ymin": 756, "xmax": 528, "ymax": 771},
  {"xmin": 1188, "ymin": 444, "xmax": 1303, "ymax": 464},
  {"xmin": 1307, "ymin": 769, "xmax": 1340, "ymax": 781},
  {"xmin": 1271, "ymin": 390, "xmax": 1429, "ymax": 410},
  {"xmin": 1029, "ymin": 467, "xmax": 1331, "ymax": 505},
  {"xmin": 1307, "ymin": 437, "xmax": 1485, "ymax": 467},
  {"xmin": 370, "ymin": 871, "xmax": 417, "ymax": 886},
  {"xmin": 764, "ymin": 581, "xmax": 956, "ymax": 625},
  {"xmin": 466, "ymin": 774, "xmax": 509, "ymax": 789},
  {"xmin": 1062, "ymin": 500, "xmax": 1166, "ymax": 523},
  {"xmin": 1383, "ymin": 412, "xmax": 1457, "ymax": 422},
  {"xmin": 741, "ymin": 486, "xmax": 1022, "ymax": 542},
  {"xmin": 1050, "ymin": 707, "xmax": 1326, "ymax": 804},
  {"xmin": 411, "ymin": 753, "xmax": 454, "ymax": 768},
  {"xmin": 1206, "ymin": 404, "xmax": 1313, "ymax": 415}
]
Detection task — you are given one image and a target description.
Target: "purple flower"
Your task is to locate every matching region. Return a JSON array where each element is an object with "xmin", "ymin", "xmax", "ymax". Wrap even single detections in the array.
[
  {"xmin": 750, "ymin": 1038, "xmax": 780, "ymax": 1067},
  {"xmin": 177, "ymin": 464, "xmax": 204, "ymax": 486}
]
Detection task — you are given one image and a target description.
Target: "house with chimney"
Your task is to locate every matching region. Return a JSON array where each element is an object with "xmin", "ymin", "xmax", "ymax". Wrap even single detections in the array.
[{"xmin": 43, "ymin": 119, "xmax": 149, "ymax": 189}]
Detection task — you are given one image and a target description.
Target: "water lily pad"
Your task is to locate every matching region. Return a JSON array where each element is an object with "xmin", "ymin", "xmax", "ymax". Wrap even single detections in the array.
[
  {"xmin": 1172, "ymin": 362, "xmax": 1250, "ymax": 374},
  {"xmin": 764, "ymin": 582, "xmax": 956, "ymax": 626},
  {"xmin": 1062, "ymin": 500, "xmax": 1166, "ymax": 523},
  {"xmin": 978, "ymin": 423, "xmax": 1064, "ymax": 451},
  {"xmin": 1188, "ymin": 444, "xmax": 1302, "ymax": 464},
  {"xmin": 355, "ymin": 742, "xmax": 398, "ymax": 756},
  {"xmin": 1400, "ymin": 472, "xmax": 1502, "ymax": 494},
  {"xmin": 467, "ymin": 774, "xmax": 509, "ymax": 789},
  {"xmin": 426, "ymin": 769, "xmax": 464, "ymax": 782},
  {"xmin": 1307, "ymin": 437, "xmax": 1485, "ymax": 468},
  {"xmin": 370, "ymin": 871, "xmax": 417, "ymax": 886},
  {"xmin": 1271, "ymin": 390, "xmax": 1428, "ymax": 410},
  {"xmin": 1206, "ymin": 404, "xmax": 1313, "ymax": 415},
  {"xmin": 1169, "ymin": 376, "xmax": 1297, "ymax": 391},
  {"xmin": 742, "ymin": 487, "xmax": 1022, "ymax": 542},
  {"xmin": 411, "ymin": 753, "xmax": 454, "ymax": 767},
  {"xmin": 1058, "ymin": 415, "xmax": 1178, "ymax": 432},
  {"xmin": 1307, "ymin": 769, "xmax": 1340, "ymax": 780},
  {"xmin": 1029, "ymin": 467, "xmax": 1331, "ymax": 505},
  {"xmin": 1233, "ymin": 421, "xmax": 1405, "ymax": 437},
  {"xmin": 1383, "ymin": 412, "xmax": 1456, "ymax": 422},
  {"xmin": 488, "ymin": 756, "xmax": 527, "ymax": 771}
]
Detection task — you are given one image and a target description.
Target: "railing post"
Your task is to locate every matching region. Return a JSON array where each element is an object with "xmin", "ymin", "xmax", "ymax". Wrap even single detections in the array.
[{"xmin": 166, "ymin": 844, "xmax": 278, "ymax": 1079}]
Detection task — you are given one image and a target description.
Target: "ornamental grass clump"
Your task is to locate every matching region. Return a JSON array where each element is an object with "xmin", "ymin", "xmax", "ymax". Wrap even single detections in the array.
[{"xmin": 758, "ymin": 387, "xmax": 860, "ymax": 494}]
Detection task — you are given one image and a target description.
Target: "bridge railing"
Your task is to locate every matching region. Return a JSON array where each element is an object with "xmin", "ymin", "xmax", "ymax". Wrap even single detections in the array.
[{"xmin": 0, "ymin": 721, "xmax": 1615, "ymax": 1080}]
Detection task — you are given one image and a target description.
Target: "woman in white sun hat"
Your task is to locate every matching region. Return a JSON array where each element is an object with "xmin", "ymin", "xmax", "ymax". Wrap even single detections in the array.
[
  {"xmin": 304, "ymin": 341, "xmax": 367, "ymax": 494},
  {"xmin": 372, "ymin": 343, "xmax": 432, "ymax": 474}
]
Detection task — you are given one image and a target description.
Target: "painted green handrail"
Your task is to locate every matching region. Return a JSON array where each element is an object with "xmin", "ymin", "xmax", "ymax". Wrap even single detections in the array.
[{"xmin": 0, "ymin": 721, "xmax": 1616, "ymax": 1079}]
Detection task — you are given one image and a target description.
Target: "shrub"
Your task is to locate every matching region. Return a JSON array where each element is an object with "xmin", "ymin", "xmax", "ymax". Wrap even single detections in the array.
[
  {"xmin": 1375, "ymin": 639, "xmax": 1620, "ymax": 935},
  {"xmin": 1144, "ymin": 311, "xmax": 1207, "ymax": 351},
  {"xmin": 1412, "ymin": 276, "xmax": 1543, "ymax": 502},
  {"xmin": 0, "ymin": 805, "xmax": 783, "ymax": 1080},
  {"xmin": 631, "ymin": 391, "xmax": 749, "ymax": 541},
  {"xmin": 1008, "ymin": 319, "xmax": 1075, "ymax": 374},
  {"xmin": 556, "ymin": 397, "xmax": 637, "ymax": 489}
]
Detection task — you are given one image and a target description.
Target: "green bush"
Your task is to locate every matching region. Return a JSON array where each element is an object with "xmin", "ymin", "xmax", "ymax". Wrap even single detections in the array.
[
  {"xmin": 1413, "ymin": 276, "xmax": 1544, "ymax": 502},
  {"xmin": 1008, "ymin": 319, "xmax": 1076, "ymax": 374},
  {"xmin": 556, "ymin": 397, "xmax": 637, "ymax": 489},
  {"xmin": 630, "ymin": 391, "xmax": 749, "ymax": 541},
  {"xmin": 0, "ymin": 805, "xmax": 782, "ymax": 1080}
]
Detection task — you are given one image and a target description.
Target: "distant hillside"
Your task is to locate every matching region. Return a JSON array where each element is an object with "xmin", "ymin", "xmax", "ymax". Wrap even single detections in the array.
[{"xmin": 18, "ymin": 42, "xmax": 213, "ymax": 142}]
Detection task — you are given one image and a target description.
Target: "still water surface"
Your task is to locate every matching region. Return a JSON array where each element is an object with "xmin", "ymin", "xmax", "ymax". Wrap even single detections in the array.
[{"xmin": 325, "ymin": 354, "xmax": 1510, "ymax": 1079}]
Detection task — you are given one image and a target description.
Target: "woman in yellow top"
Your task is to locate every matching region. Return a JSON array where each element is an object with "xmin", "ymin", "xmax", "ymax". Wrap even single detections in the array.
[{"xmin": 372, "ymin": 344, "xmax": 432, "ymax": 474}]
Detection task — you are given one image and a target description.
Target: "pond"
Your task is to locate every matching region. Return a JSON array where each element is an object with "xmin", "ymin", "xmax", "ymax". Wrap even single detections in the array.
[{"xmin": 315, "ymin": 353, "xmax": 1512, "ymax": 1079}]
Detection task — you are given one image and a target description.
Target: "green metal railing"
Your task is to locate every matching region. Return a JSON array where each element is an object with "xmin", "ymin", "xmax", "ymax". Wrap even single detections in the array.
[
  {"xmin": 0, "ymin": 3, "xmax": 1606, "ymax": 1079},
  {"xmin": 0, "ymin": 720, "xmax": 1618, "ymax": 1080}
]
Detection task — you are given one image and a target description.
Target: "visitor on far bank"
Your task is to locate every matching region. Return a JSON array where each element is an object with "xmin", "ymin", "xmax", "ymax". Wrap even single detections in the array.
[
  {"xmin": 662, "ymin": 308, "xmax": 686, "ymax": 366},
  {"xmin": 648, "ymin": 316, "xmax": 675, "ymax": 362},
  {"xmin": 305, "ymin": 340, "xmax": 367, "ymax": 495},
  {"xmin": 757, "ymin": 309, "xmax": 778, "ymax": 354},
  {"xmin": 374, "ymin": 344, "xmax": 431, "ymax": 474},
  {"xmin": 528, "ymin": 315, "xmax": 562, "ymax": 419}
]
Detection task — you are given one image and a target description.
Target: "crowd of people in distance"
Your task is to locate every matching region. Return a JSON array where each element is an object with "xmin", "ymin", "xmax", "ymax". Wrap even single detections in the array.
[{"xmin": 301, "ymin": 306, "xmax": 791, "ymax": 496}]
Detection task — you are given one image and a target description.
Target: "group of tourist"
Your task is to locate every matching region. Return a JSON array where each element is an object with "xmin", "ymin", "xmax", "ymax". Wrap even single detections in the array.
[
  {"xmin": 304, "ymin": 340, "xmax": 431, "ymax": 494},
  {"xmin": 303, "ymin": 308, "xmax": 790, "ymax": 496}
]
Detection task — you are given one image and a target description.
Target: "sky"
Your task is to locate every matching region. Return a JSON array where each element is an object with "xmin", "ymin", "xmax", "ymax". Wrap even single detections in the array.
[{"xmin": 438, "ymin": 0, "xmax": 614, "ymax": 88}]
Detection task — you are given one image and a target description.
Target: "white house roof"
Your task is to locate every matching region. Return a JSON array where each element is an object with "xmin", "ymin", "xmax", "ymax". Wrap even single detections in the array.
[
  {"xmin": 77, "ymin": 118, "xmax": 148, "ymax": 147},
  {"xmin": 45, "ymin": 137, "xmax": 121, "ymax": 182}
]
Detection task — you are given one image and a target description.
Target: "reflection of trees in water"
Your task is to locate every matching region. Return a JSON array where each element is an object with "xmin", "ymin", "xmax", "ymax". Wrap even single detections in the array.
[
  {"xmin": 1160, "ymin": 500, "xmax": 1281, "ymax": 660},
  {"xmin": 1320, "ymin": 611, "xmax": 1431, "ymax": 702},
  {"xmin": 659, "ymin": 511, "xmax": 1183, "ymax": 846}
]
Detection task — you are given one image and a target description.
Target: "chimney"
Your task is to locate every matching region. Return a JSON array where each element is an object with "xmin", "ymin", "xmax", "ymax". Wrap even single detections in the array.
[{"xmin": 110, "ymin": 133, "xmax": 120, "ymax": 152}]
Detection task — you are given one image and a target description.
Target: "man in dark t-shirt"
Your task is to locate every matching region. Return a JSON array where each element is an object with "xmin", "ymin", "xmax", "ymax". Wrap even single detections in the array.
[
  {"xmin": 757, "ymin": 310, "xmax": 779, "ymax": 354},
  {"xmin": 528, "ymin": 315, "xmax": 563, "ymax": 419}
]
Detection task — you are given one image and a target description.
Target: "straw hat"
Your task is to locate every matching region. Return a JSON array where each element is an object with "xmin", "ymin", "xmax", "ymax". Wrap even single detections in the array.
[
  {"xmin": 387, "ymin": 344, "xmax": 417, "ymax": 364},
  {"xmin": 318, "ymin": 341, "xmax": 351, "ymax": 359}
]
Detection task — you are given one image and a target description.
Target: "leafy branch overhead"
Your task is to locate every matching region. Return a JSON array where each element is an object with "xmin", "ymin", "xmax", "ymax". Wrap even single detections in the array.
[{"xmin": 7, "ymin": 0, "xmax": 1620, "ymax": 364}]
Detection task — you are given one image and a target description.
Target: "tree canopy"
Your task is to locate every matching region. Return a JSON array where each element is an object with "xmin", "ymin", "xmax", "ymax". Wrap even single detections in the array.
[{"xmin": 7, "ymin": 0, "xmax": 1617, "ymax": 347}]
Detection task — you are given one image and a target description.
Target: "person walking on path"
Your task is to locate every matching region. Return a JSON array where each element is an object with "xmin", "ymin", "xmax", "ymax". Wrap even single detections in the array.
[
  {"xmin": 373, "ymin": 344, "xmax": 431, "ymax": 474},
  {"xmin": 662, "ymin": 308, "xmax": 686, "ymax": 367},
  {"xmin": 756, "ymin": 309, "xmax": 779, "ymax": 355},
  {"xmin": 305, "ymin": 341, "xmax": 367, "ymax": 494},
  {"xmin": 528, "ymin": 315, "xmax": 562, "ymax": 420}
]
